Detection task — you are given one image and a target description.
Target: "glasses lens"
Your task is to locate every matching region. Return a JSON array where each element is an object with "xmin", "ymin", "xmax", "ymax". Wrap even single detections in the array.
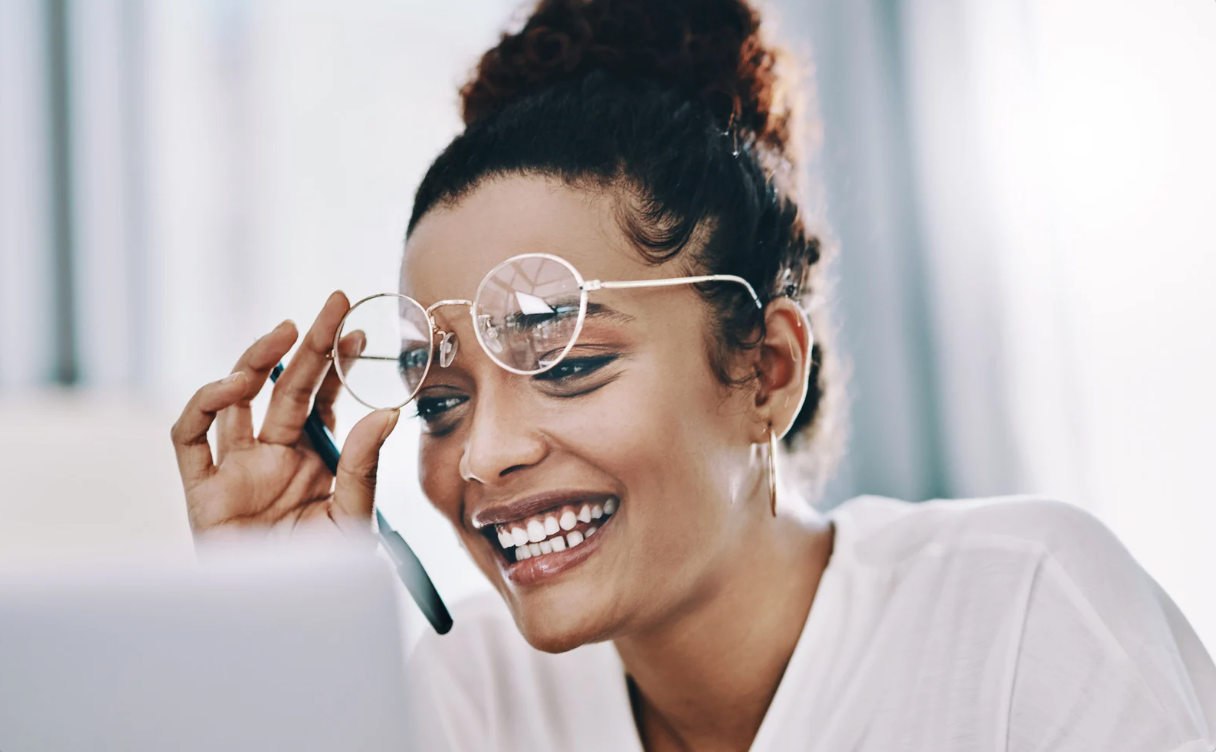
[
  {"xmin": 474, "ymin": 256, "xmax": 584, "ymax": 373},
  {"xmin": 336, "ymin": 294, "xmax": 432, "ymax": 409}
]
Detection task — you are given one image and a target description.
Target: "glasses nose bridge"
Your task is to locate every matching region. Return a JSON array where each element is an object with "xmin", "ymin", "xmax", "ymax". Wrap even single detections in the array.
[
  {"xmin": 425, "ymin": 299, "xmax": 474, "ymax": 369},
  {"xmin": 425, "ymin": 299, "xmax": 475, "ymax": 334},
  {"xmin": 424, "ymin": 298, "xmax": 473, "ymax": 319}
]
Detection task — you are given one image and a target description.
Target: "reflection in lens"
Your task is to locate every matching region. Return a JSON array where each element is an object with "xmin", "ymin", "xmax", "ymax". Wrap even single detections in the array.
[
  {"xmin": 336, "ymin": 294, "xmax": 432, "ymax": 409},
  {"xmin": 474, "ymin": 256, "xmax": 584, "ymax": 373}
]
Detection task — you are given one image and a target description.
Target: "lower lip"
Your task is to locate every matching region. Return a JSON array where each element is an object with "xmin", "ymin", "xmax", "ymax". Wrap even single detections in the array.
[{"xmin": 497, "ymin": 513, "xmax": 616, "ymax": 587}]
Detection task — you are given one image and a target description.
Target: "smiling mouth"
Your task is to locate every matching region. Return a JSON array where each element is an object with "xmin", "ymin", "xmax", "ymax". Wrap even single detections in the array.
[{"xmin": 484, "ymin": 497, "xmax": 619, "ymax": 565}]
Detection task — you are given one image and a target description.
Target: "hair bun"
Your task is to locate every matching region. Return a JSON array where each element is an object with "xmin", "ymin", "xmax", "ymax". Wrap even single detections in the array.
[{"xmin": 461, "ymin": 0, "xmax": 794, "ymax": 154}]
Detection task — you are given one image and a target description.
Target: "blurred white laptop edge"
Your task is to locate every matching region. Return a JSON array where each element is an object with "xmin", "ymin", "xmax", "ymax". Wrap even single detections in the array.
[{"xmin": 0, "ymin": 547, "xmax": 413, "ymax": 751}]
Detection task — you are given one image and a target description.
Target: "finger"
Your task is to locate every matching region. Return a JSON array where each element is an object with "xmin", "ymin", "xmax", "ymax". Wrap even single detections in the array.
[
  {"xmin": 331, "ymin": 409, "xmax": 399, "ymax": 539},
  {"xmin": 216, "ymin": 320, "xmax": 299, "ymax": 461},
  {"xmin": 259, "ymin": 291, "xmax": 350, "ymax": 446},
  {"xmin": 171, "ymin": 372, "xmax": 247, "ymax": 490},
  {"xmin": 314, "ymin": 329, "xmax": 366, "ymax": 432}
]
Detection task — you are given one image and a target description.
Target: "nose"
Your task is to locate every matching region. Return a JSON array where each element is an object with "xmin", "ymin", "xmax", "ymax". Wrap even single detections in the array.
[{"xmin": 459, "ymin": 383, "xmax": 549, "ymax": 484}]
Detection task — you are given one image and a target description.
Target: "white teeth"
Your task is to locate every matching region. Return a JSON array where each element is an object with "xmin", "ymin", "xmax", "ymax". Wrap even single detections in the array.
[
  {"xmin": 559, "ymin": 510, "xmax": 577, "ymax": 530},
  {"xmin": 527, "ymin": 519, "xmax": 546, "ymax": 543},
  {"xmin": 505, "ymin": 501, "xmax": 612, "ymax": 560}
]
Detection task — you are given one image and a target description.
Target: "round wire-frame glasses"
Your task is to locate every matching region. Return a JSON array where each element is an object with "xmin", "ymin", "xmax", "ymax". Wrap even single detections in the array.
[{"xmin": 330, "ymin": 252, "xmax": 764, "ymax": 411}]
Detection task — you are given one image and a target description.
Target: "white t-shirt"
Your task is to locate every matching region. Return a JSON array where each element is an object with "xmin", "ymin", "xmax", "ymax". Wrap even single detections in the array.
[{"xmin": 404, "ymin": 496, "xmax": 1216, "ymax": 751}]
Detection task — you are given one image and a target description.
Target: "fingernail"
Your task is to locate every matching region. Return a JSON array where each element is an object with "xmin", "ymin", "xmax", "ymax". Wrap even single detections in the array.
[
  {"xmin": 380, "ymin": 410, "xmax": 400, "ymax": 442},
  {"xmin": 222, "ymin": 371, "xmax": 242, "ymax": 384}
]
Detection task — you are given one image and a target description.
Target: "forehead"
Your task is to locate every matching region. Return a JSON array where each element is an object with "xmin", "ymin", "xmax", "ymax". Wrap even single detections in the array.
[{"xmin": 401, "ymin": 176, "xmax": 660, "ymax": 304}]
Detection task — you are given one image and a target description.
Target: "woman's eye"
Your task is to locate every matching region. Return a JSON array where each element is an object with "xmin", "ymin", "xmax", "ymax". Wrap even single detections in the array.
[
  {"xmin": 532, "ymin": 354, "xmax": 618, "ymax": 383},
  {"xmin": 412, "ymin": 395, "xmax": 467, "ymax": 423},
  {"xmin": 410, "ymin": 355, "xmax": 617, "ymax": 430},
  {"xmin": 398, "ymin": 346, "xmax": 429, "ymax": 373}
]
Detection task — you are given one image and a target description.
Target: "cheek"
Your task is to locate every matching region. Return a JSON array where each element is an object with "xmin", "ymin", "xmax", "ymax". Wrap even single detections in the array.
[
  {"xmin": 553, "ymin": 363, "xmax": 746, "ymax": 616},
  {"xmin": 552, "ymin": 360, "xmax": 738, "ymax": 508},
  {"xmin": 417, "ymin": 437, "xmax": 462, "ymax": 525}
]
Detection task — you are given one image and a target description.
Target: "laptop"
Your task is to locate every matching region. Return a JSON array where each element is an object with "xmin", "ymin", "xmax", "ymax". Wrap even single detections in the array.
[{"xmin": 0, "ymin": 547, "xmax": 413, "ymax": 751}]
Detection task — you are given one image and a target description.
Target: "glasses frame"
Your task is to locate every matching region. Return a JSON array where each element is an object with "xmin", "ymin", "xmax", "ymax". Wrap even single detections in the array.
[{"xmin": 331, "ymin": 252, "xmax": 764, "ymax": 411}]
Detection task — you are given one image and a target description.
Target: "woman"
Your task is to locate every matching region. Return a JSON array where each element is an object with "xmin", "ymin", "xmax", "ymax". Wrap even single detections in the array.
[{"xmin": 171, "ymin": 0, "xmax": 1216, "ymax": 749}]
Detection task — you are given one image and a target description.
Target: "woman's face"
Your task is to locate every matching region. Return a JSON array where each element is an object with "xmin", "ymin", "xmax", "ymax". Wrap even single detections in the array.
[{"xmin": 402, "ymin": 176, "xmax": 770, "ymax": 652}]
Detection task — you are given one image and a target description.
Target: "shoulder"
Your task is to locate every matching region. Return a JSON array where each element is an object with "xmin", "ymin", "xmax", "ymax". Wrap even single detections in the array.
[
  {"xmin": 831, "ymin": 493, "xmax": 1131, "ymax": 575},
  {"xmin": 830, "ymin": 495, "xmax": 1216, "ymax": 747},
  {"xmin": 831, "ymin": 494, "xmax": 1171, "ymax": 650},
  {"xmin": 826, "ymin": 493, "xmax": 1145, "ymax": 644}
]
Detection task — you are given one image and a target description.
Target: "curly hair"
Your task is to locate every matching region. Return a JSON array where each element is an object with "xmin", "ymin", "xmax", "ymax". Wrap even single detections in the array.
[{"xmin": 408, "ymin": 0, "xmax": 843, "ymax": 495}]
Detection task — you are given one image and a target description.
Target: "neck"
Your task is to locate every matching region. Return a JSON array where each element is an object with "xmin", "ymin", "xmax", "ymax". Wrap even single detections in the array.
[{"xmin": 613, "ymin": 503, "xmax": 834, "ymax": 752}]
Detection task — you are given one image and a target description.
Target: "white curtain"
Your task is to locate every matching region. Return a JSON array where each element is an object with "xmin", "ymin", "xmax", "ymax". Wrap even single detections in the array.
[
  {"xmin": 805, "ymin": 0, "xmax": 1216, "ymax": 646},
  {"xmin": 0, "ymin": 0, "xmax": 54, "ymax": 387}
]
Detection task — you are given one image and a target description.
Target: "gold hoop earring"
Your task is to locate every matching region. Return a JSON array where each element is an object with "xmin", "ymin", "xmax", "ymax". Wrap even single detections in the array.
[{"xmin": 768, "ymin": 424, "xmax": 778, "ymax": 517}]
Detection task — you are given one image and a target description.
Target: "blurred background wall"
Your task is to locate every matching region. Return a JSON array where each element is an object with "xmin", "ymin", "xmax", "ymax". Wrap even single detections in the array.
[{"xmin": 1, "ymin": 0, "xmax": 1213, "ymax": 649}]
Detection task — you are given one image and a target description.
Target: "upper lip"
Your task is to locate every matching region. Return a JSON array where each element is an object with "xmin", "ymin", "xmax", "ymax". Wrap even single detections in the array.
[{"xmin": 470, "ymin": 489, "xmax": 615, "ymax": 530}]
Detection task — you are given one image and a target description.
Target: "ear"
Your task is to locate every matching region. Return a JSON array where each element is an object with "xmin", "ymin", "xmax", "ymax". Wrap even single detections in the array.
[{"xmin": 751, "ymin": 298, "xmax": 813, "ymax": 442}]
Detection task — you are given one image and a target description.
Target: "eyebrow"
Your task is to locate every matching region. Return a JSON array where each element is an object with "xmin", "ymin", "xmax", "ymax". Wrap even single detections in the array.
[{"xmin": 584, "ymin": 302, "xmax": 636, "ymax": 324}]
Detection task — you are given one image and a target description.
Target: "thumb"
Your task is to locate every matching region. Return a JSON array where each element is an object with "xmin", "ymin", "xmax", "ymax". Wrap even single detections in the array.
[{"xmin": 331, "ymin": 409, "xmax": 400, "ymax": 541}]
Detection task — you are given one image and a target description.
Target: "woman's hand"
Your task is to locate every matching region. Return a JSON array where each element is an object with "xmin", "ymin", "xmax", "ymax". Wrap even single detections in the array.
[{"xmin": 171, "ymin": 291, "xmax": 399, "ymax": 546}]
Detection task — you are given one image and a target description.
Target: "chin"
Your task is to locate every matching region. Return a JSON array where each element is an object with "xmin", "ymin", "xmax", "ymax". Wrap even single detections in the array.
[{"xmin": 506, "ymin": 586, "xmax": 619, "ymax": 654}]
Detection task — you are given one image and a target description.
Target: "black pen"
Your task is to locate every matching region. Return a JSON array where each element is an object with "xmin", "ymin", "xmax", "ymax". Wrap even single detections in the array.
[{"xmin": 270, "ymin": 362, "xmax": 453, "ymax": 635}]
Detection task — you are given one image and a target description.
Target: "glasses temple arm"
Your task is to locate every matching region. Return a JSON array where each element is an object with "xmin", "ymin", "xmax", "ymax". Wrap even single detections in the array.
[{"xmin": 589, "ymin": 275, "xmax": 763, "ymax": 309}]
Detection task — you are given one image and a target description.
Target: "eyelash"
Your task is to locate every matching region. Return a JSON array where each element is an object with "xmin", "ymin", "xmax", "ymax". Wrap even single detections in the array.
[
  {"xmin": 411, "ymin": 355, "xmax": 618, "ymax": 426},
  {"xmin": 532, "ymin": 354, "xmax": 617, "ymax": 382},
  {"xmin": 412, "ymin": 395, "xmax": 467, "ymax": 424}
]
